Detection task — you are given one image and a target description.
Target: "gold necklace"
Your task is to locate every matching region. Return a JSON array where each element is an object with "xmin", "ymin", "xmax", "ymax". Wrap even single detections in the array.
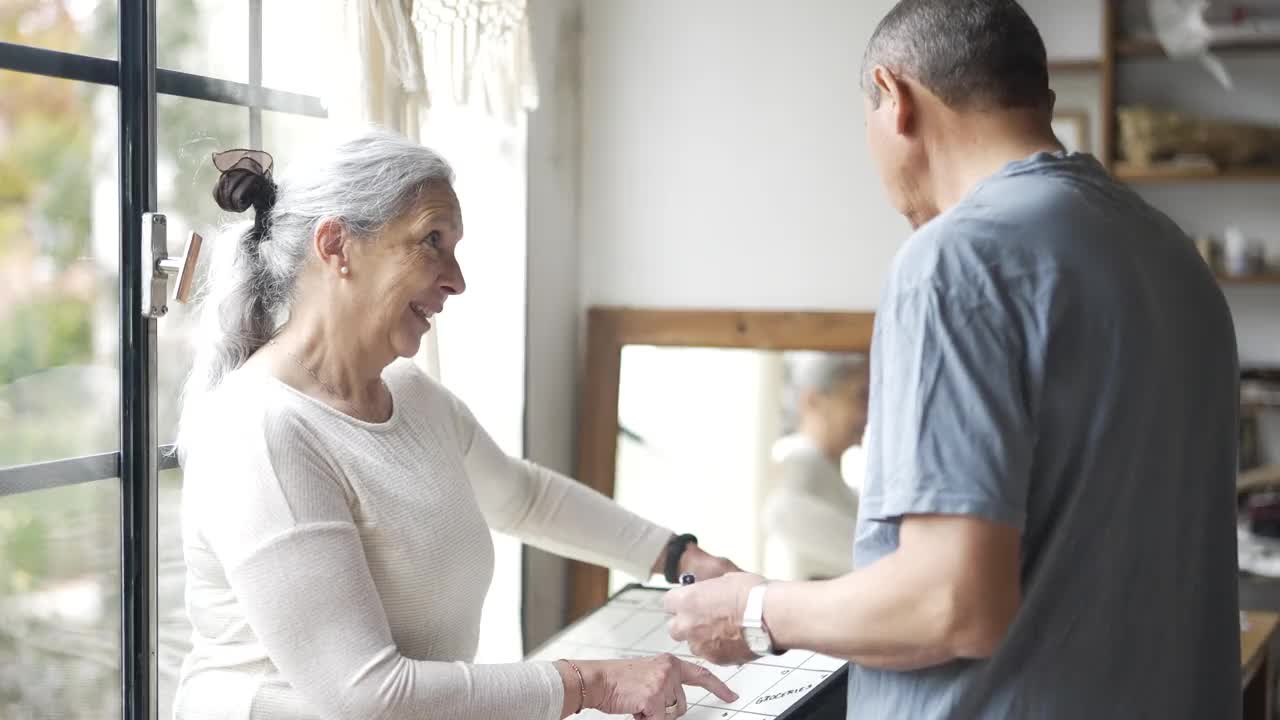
[{"xmin": 269, "ymin": 340, "xmax": 387, "ymax": 415}]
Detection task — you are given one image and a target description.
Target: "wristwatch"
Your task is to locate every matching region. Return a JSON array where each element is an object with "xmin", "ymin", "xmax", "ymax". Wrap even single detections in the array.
[
  {"xmin": 663, "ymin": 533, "xmax": 698, "ymax": 584},
  {"xmin": 741, "ymin": 583, "xmax": 776, "ymax": 656}
]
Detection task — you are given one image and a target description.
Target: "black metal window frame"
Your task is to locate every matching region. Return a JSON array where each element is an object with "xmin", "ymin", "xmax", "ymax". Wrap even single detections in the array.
[{"xmin": 0, "ymin": 1, "xmax": 327, "ymax": 717}]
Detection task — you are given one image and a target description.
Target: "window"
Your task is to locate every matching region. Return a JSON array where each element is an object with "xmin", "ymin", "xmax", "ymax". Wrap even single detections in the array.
[{"xmin": 3, "ymin": 3, "xmax": 534, "ymax": 715}]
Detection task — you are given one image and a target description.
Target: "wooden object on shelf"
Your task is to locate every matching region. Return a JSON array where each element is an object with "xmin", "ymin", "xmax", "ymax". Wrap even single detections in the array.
[
  {"xmin": 1242, "ymin": 611, "xmax": 1278, "ymax": 720},
  {"xmin": 1117, "ymin": 106, "xmax": 1280, "ymax": 170}
]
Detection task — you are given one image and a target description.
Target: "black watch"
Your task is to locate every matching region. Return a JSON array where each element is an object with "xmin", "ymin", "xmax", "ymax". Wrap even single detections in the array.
[{"xmin": 663, "ymin": 533, "xmax": 698, "ymax": 584}]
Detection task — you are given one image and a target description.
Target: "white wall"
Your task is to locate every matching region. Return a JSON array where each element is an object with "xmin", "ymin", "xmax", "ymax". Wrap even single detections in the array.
[
  {"xmin": 580, "ymin": 0, "xmax": 904, "ymax": 311},
  {"xmin": 524, "ymin": 0, "xmax": 583, "ymax": 649},
  {"xmin": 575, "ymin": 0, "xmax": 1115, "ymax": 313}
]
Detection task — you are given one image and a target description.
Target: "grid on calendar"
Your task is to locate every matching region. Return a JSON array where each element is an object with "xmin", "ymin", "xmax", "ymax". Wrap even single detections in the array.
[{"xmin": 528, "ymin": 587, "xmax": 846, "ymax": 720}]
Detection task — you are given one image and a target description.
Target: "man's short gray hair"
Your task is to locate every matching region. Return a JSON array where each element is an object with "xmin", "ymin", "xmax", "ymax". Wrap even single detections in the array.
[{"xmin": 861, "ymin": 0, "xmax": 1051, "ymax": 112}]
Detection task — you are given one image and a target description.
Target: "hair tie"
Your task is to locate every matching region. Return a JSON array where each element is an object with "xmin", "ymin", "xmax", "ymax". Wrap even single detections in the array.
[{"xmin": 211, "ymin": 148, "xmax": 277, "ymax": 241}]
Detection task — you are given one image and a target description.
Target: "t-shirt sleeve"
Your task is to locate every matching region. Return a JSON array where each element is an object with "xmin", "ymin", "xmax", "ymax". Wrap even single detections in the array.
[{"xmin": 864, "ymin": 281, "xmax": 1033, "ymax": 530}]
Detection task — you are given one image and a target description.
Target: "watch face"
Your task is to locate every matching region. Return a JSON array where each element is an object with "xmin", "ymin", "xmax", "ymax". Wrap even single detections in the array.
[{"xmin": 745, "ymin": 627, "xmax": 772, "ymax": 654}]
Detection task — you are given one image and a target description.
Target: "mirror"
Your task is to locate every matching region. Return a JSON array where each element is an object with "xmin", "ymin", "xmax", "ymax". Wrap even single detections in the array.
[
  {"xmin": 609, "ymin": 346, "xmax": 870, "ymax": 594},
  {"xmin": 569, "ymin": 308, "xmax": 876, "ymax": 620}
]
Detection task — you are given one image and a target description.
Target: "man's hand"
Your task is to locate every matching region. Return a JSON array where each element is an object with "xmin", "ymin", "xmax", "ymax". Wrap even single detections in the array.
[{"xmin": 663, "ymin": 572, "xmax": 766, "ymax": 665}]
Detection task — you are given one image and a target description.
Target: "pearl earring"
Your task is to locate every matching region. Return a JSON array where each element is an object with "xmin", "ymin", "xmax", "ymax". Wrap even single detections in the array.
[{"xmin": 340, "ymin": 265, "xmax": 349, "ymax": 276}]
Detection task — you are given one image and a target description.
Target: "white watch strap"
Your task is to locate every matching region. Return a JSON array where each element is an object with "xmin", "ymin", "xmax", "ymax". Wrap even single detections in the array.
[{"xmin": 743, "ymin": 583, "xmax": 769, "ymax": 627}]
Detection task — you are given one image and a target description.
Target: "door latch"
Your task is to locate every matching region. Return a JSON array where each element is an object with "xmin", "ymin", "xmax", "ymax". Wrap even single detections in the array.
[{"xmin": 141, "ymin": 212, "xmax": 203, "ymax": 319}]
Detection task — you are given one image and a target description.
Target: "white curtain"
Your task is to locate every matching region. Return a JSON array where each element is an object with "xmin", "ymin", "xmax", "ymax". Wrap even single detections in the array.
[{"xmin": 329, "ymin": 0, "xmax": 538, "ymax": 663}]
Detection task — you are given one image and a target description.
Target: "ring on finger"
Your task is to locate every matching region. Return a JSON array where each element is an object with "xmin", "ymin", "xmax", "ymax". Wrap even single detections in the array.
[{"xmin": 664, "ymin": 699, "xmax": 680, "ymax": 714}]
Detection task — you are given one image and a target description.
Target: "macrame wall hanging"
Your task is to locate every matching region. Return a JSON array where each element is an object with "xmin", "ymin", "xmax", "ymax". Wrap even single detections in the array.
[{"xmin": 358, "ymin": 0, "xmax": 542, "ymax": 122}]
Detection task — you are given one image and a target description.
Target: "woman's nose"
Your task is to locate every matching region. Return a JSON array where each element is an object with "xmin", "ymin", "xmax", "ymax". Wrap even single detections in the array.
[{"xmin": 441, "ymin": 258, "xmax": 466, "ymax": 296}]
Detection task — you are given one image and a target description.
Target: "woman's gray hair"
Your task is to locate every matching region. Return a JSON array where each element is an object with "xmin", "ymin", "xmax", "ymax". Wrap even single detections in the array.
[
  {"xmin": 177, "ymin": 129, "xmax": 454, "ymax": 445},
  {"xmin": 785, "ymin": 351, "xmax": 869, "ymax": 394},
  {"xmin": 780, "ymin": 351, "xmax": 869, "ymax": 434}
]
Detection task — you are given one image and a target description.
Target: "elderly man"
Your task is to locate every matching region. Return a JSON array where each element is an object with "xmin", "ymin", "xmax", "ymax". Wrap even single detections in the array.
[{"xmin": 664, "ymin": 1, "xmax": 1241, "ymax": 717}]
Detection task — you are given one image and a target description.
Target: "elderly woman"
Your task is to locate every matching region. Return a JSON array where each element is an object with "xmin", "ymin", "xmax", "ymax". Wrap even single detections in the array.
[
  {"xmin": 762, "ymin": 351, "xmax": 870, "ymax": 581},
  {"xmin": 173, "ymin": 130, "xmax": 737, "ymax": 720}
]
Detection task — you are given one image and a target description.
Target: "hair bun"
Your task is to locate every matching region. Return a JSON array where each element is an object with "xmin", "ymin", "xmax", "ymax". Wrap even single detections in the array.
[
  {"xmin": 213, "ymin": 167, "xmax": 277, "ymax": 214},
  {"xmin": 211, "ymin": 149, "xmax": 278, "ymax": 217}
]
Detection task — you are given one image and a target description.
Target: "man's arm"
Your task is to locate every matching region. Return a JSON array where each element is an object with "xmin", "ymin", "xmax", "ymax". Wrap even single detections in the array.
[
  {"xmin": 765, "ymin": 514, "xmax": 1021, "ymax": 670},
  {"xmin": 664, "ymin": 513, "xmax": 1021, "ymax": 670}
]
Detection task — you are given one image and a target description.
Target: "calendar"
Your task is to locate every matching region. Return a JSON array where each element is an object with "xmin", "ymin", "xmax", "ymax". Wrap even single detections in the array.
[{"xmin": 526, "ymin": 585, "xmax": 847, "ymax": 720}]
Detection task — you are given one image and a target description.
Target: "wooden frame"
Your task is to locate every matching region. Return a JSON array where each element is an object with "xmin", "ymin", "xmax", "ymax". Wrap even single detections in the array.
[{"xmin": 568, "ymin": 307, "xmax": 877, "ymax": 622}]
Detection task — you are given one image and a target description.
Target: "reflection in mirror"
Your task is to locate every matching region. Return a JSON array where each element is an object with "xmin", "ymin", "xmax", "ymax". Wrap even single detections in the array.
[{"xmin": 609, "ymin": 346, "xmax": 870, "ymax": 594}]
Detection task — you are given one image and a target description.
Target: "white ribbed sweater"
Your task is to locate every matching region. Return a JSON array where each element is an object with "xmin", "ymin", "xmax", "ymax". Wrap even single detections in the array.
[{"xmin": 174, "ymin": 360, "xmax": 672, "ymax": 720}]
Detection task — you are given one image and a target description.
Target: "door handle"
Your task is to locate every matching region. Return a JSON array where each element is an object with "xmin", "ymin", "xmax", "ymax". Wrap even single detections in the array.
[{"xmin": 141, "ymin": 212, "xmax": 203, "ymax": 318}]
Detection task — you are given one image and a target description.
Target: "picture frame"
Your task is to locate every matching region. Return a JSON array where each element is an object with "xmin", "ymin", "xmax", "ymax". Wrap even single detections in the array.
[{"xmin": 1052, "ymin": 109, "xmax": 1091, "ymax": 155}]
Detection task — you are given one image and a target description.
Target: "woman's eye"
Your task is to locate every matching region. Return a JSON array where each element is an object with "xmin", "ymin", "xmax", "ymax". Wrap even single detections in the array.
[{"xmin": 424, "ymin": 231, "xmax": 441, "ymax": 248}]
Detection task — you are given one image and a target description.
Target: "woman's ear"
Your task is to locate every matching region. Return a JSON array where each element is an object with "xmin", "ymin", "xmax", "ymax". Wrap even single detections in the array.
[{"xmin": 313, "ymin": 217, "xmax": 349, "ymax": 276}]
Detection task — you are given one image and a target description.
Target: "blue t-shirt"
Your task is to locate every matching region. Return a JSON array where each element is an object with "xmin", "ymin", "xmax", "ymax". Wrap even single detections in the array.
[{"xmin": 850, "ymin": 152, "xmax": 1240, "ymax": 718}]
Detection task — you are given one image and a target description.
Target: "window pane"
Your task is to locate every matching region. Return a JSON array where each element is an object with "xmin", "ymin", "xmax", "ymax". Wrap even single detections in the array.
[
  {"xmin": 155, "ymin": 95, "xmax": 247, "ymax": 439},
  {"xmin": 261, "ymin": 108, "xmax": 335, "ymax": 156},
  {"xmin": 261, "ymin": 0, "xmax": 342, "ymax": 98},
  {"xmin": 157, "ymin": 0, "xmax": 247, "ymax": 85},
  {"xmin": 158, "ymin": 468, "xmax": 185, "ymax": 720},
  {"xmin": 0, "ymin": 478, "xmax": 121, "ymax": 719},
  {"xmin": 1, "ymin": 0, "xmax": 116, "ymax": 59},
  {"xmin": 0, "ymin": 73, "xmax": 119, "ymax": 468}
]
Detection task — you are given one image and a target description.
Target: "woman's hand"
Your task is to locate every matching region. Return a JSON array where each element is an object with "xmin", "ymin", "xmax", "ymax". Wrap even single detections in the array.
[
  {"xmin": 556, "ymin": 654, "xmax": 737, "ymax": 718},
  {"xmin": 650, "ymin": 541, "xmax": 741, "ymax": 584}
]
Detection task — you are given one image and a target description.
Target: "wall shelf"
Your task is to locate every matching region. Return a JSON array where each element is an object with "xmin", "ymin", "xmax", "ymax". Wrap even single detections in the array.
[
  {"xmin": 1115, "ymin": 163, "xmax": 1280, "ymax": 184},
  {"xmin": 1218, "ymin": 273, "xmax": 1280, "ymax": 288}
]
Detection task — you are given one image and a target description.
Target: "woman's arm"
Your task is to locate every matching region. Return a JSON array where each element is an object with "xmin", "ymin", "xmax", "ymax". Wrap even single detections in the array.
[
  {"xmin": 226, "ymin": 522, "xmax": 565, "ymax": 720},
  {"xmin": 451, "ymin": 392, "xmax": 722, "ymax": 580},
  {"xmin": 461, "ymin": 420, "xmax": 672, "ymax": 580},
  {"xmin": 191, "ymin": 415, "xmax": 565, "ymax": 720}
]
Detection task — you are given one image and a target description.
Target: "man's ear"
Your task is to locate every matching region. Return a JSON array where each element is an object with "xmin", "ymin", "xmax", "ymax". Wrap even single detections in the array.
[
  {"xmin": 313, "ymin": 217, "xmax": 348, "ymax": 275},
  {"xmin": 872, "ymin": 65, "xmax": 915, "ymax": 136}
]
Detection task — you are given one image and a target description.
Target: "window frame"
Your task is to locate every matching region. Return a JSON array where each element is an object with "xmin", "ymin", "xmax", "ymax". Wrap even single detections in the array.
[{"xmin": 0, "ymin": 1, "xmax": 327, "ymax": 716}]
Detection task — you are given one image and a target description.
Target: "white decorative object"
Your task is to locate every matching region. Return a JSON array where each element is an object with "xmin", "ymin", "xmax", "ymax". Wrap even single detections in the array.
[
  {"xmin": 1224, "ymin": 226, "xmax": 1255, "ymax": 277},
  {"xmin": 412, "ymin": 0, "xmax": 539, "ymax": 123},
  {"xmin": 331, "ymin": 0, "xmax": 539, "ymax": 128},
  {"xmin": 1147, "ymin": 0, "xmax": 1233, "ymax": 88}
]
